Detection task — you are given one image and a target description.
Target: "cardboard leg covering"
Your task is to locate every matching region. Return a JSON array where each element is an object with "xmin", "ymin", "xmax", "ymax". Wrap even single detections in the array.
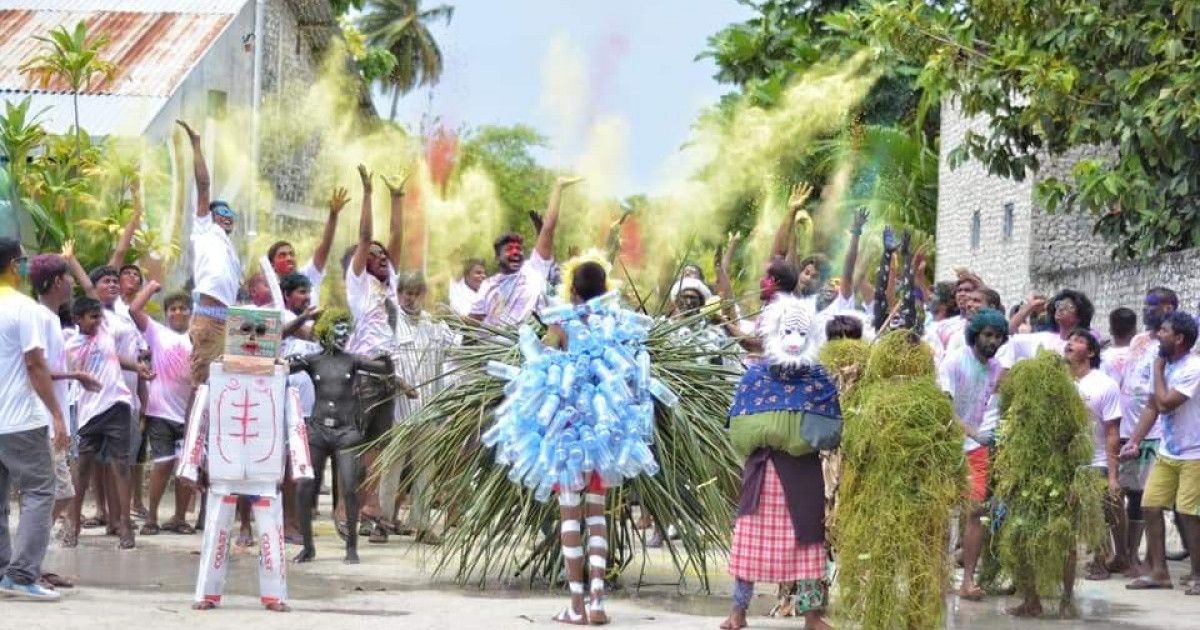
[
  {"xmin": 194, "ymin": 491, "xmax": 238, "ymax": 605},
  {"xmin": 251, "ymin": 495, "xmax": 288, "ymax": 606}
]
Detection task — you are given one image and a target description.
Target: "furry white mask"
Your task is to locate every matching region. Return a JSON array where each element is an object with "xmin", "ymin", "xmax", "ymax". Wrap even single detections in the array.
[{"xmin": 762, "ymin": 296, "xmax": 817, "ymax": 368}]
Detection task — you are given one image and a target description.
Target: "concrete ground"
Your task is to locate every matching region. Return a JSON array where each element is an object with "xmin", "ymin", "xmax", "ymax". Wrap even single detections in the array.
[{"xmin": 5, "ymin": 495, "xmax": 1200, "ymax": 629}]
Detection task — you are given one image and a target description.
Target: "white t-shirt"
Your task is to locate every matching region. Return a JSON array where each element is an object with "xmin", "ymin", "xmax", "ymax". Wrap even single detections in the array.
[
  {"xmin": 0, "ymin": 288, "xmax": 49, "ymax": 435},
  {"xmin": 65, "ymin": 327, "xmax": 133, "ymax": 426},
  {"xmin": 449, "ymin": 279, "xmax": 480, "ymax": 317},
  {"xmin": 281, "ymin": 309, "xmax": 320, "ymax": 417},
  {"xmin": 270, "ymin": 259, "xmax": 325, "ymax": 309},
  {"xmin": 141, "ymin": 319, "xmax": 193, "ymax": 424},
  {"xmin": 927, "ymin": 315, "xmax": 966, "ymax": 368},
  {"xmin": 471, "ymin": 251, "xmax": 554, "ymax": 327},
  {"xmin": 1159, "ymin": 354, "xmax": 1200, "ymax": 461},
  {"xmin": 1100, "ymin": 346, "xmax": 1132, "ymax": 388},
  {"xmin": 997, "ymin": 330, "xmax": 1067, "ymax": 369},
  {"xmin": 190, "ymin": 212, "xmax": 242, "ymax": 306},
  {"xmin": 32, "ymin": 303, "xmax": 69, "ymax": 437},
  {"xmin": 1123, "ymin": 333, "xmax": 1164, "ymax": 440},
  {"xmin": 938, "ymin": 346, "xmax": 1002, "ymax": 451},
  {"xmin": 104, "ymin": 308, "xmax": 144, "ymax": 413},
  {"xmin": 1076, "ymin": 369, "xmax": 1122, "ymax": 468},
  {"xmin": 346, "ymin": 264, "xmax": 398, "ymax": 357}
]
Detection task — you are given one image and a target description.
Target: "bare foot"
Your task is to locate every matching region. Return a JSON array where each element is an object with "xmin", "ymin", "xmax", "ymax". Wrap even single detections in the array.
[
  {"xmin": 1058, "ymin": 599, "xmax": 1079, "ymax": 619},
  {"xmin": 293, "ymin": 548, "xmax": 315, "ymax": 563},
  {"xmin": 1007, "ymin": 601, "xmax": 1043, "ymax": 618},
  {"xmin": 553, "ymin": 606, "xmax": 589, "ymax": 625},
  {"xmin": 719, "ymin": 609, "xmax": 747, "ymax": 629},
  {"xmin": 959, "ymin": 584, "xmax": 985, "ymax": 601},
  {"xmin": 192, "ymin": 601, "xmax": 216, "ymax": 610}
]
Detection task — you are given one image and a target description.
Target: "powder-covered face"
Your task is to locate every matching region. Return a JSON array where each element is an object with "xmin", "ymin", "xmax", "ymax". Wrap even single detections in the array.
[
  {"xmin": 323, "ymin": 319, "xmax": 352, "ymax": 351},
  {"xmin": 764, "ymin": 302, "xmax": 816, "ymax": 368}
]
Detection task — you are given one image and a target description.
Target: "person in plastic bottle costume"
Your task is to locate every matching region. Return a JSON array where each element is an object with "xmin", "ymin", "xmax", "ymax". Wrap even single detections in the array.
[
  {"xmin": 176, "ymin": 306, "xmax": 314, "ymax": 612},
  {"xmin": 289, "ymin": 308, "xmax": 416, "ymax": 564}
]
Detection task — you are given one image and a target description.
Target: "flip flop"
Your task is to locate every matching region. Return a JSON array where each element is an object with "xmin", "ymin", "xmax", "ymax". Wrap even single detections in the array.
[
  {"xmin": 1126, "ymin": 577, "xmax": 1173, "ymax": 590},
  {"xmin": 140, "ymin": 523, "xmax": 161, "ymax": 535},
  {"xmin": 959, "ymin": 585, "xmax": 986, "ymax": 601},
  {"xmin": 41, "ymin": 573, "xmax": 75, "ymax": 588},
  {"xmin": 81, "ymin": 516, "xmax": 106, "ymax": 529},
  {"xmin": 1186, "ymin": 584, "xmax": 1200, "ymax": 596},
  {"xmin": 163, "ymin": 521, "xmax": 197, "ymax": 535}
]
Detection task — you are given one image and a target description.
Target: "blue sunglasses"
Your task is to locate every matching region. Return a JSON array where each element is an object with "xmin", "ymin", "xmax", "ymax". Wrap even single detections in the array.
[{"xmin": 211, "ymin": 203, "xmax": 236, "ymax": 219}]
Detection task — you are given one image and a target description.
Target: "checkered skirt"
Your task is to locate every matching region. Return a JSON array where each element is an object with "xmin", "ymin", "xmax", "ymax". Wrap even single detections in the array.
[{"xmin": 728, "ymin": 460, "xmax": 826, "ymax": 583}]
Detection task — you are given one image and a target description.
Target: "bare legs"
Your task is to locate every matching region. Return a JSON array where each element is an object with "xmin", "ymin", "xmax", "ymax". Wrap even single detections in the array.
[
  {"xmin": 554, "ymin": 491, "xmax": 588, "ymax": 625},
  {"xmin": 960, "ymin": 505, "xmax": 986, "ymax": 599},
  {"xmin": 584, "ymin": 492, "xmax": 609, "ymax": 624}
]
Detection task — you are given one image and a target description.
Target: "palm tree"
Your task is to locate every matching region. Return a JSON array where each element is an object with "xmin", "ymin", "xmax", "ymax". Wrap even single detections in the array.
[
  {"xmin": 19, "ymin": 21, "xmax": 117, "ymax": 158},
  {"xmin": 358, "ymin": 0, "xmax": 454, "ymax": 120}
]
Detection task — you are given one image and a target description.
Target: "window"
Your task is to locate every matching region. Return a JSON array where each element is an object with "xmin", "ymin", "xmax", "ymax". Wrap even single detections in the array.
[
  {"xmin": 1003, "ymin": 202, "xmax": 1015, "ymax": 241},
  {"xmin": 970, "ymin": 210, "xmax": 981, "ymax": 249},
  {"xmin": 207, "ymin": 90, "xmax": 227, "ymax": 120}
]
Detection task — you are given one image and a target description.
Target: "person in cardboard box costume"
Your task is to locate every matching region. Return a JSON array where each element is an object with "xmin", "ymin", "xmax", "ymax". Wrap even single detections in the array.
[{"xmin": 177, "ymin": 306, "xmax": 314, "ymax": 612}]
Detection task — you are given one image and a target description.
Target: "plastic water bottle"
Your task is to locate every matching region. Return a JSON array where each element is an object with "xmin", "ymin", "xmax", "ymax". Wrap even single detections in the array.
[
  {"xmin": 536, "ymin": 394, "xmax": 561, "ymax": 426},
  {"xmin": 540, "ymin": 303, "xmax": 576, "ymax": 325},
  {"xmin": 481, "ymin": 421, "xmax": 505, "ymax": 448},
  {"xmin": 635, "ymin": 351, "xmax": 651, "ymax": 387},
  {"xmin": 534, "ymin": 477, "xmax": 555, "ymax": 502},
  {"xmin": 648, "ymin": 378, "xmax": 679, "ymax": 407},
  {"xmin": 632, "ymin": 441, "xmax": 659, "ymax": 476},
  {"xmin": 593, "ymin": 393, "xmax": 619, "ymax": 427},
  {"xmin": 545, "ymin": 363, "xmax": 562, "ymax": 391},
  {"xmin": 603, "ymin": 347, "xmax": 634, "ymax": 375},
  {"xmin": 518, "ymin": 326, "xmax": 542, "ymax": 360},
  {"xmin": 620, "ymin": 310, "xmax": 655, "ymax": 331},
  {"xmin": 566, "ymin": 444, "xmax": 585, "ymax": 490},
  {"xmin": 615, "ymin": 440, "xmax": 636, "ymax": 478},
  {"xmin": 559, "ymin": 361, "xmax": 578, "ymax": 398},
  {"xmin": 486, "ymin": 361, "xmax": 521, "ymax": 381}
]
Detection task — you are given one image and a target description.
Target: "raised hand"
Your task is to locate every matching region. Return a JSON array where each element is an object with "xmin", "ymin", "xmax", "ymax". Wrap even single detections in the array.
[
  {"xmin": 528, "ymin": 210, "xmax": 544, "ymax": 233},
  {"xmin": 882, "ymin": 226, "xmax": 899, "ymax": 254},
  {"xmin": 146, "ymin": 280, "xmax": 163, "ymax": 294},
  {"xmin": 851, "ymin": 207, "xmax": 869, "ymax": 235},
  {"xmin": 899, "ymin": 230, "xmax": 912, "ymax": 256},
  {"xmin": 175, "ymin": 120, "xmax": 200, "ymax": 143},
  {"xmin": 329, "ymin": 186, "xmax": 350, "ymax": 214},
  {"xmin": 720, "ymin": 232, "xmax": 741, "ymax": 271},
  {"xmin": 381, "ymin": 172, "xmax": 409, "ymax": 197},
  {"xmin": 357, "ymin": 164, "xmax": 373, "ymax": 191},
  {"xmin": 555, "ymin": 176, "xmax": 583, "ymax": 189},
  {"xmin": 788, "ymin": 182, "xmax": 814, "ymax": 212},
  {"xmin": 61, "ymin": 239, "xmax": 75, "ymax": 259}
]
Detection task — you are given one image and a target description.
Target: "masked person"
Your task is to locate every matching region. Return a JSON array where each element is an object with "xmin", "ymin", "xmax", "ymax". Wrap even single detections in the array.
[
  {"xmin": 290, "ymin": 309, "xmax": 415, "ymax": 563},
  {"xmin": 723, "ymin": 297, "xmax": 838, "ymax": 630}
]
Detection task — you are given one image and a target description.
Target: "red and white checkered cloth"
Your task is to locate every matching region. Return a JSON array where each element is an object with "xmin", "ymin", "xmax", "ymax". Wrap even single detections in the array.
[{"xmin": 728, "ymin": 460, "xmax": 826, "ymax": 583}]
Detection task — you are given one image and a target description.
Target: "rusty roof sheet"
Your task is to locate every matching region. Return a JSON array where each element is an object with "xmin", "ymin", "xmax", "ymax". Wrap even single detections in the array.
[{"xmin": 0, "ymin": 9, "xmax": 236, "ymax": 97}]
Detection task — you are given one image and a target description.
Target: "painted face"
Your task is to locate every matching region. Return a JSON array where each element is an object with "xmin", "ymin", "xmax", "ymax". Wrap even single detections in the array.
[
  {"xmin": 466, "ymin": 264, "xmax": 487, "ymax": 291},
  {"xmin": 675, "ymin": 289, "xmax": 704, "ymax": 314},
  {"xmin": 399, "ymin": 287, "xmax": 426, "ymax": 316},
  {"xmin": 1143, "ymin": 294, "xmax": 1173, "ymax": 332},
  {"xmin": 78, "ymin": 309, "xmax": 102, "ymax": 336},
  {"xmin": 272, "ymin": 244, "xmax": 296, "ymax": 275},
  {"xmin": 681, "ymin": 265, "xmax": 703, "ymax": 281},
  {"xmin": 331, "ymin": 320, "xmax": 352, "ymax": 351},
  {"xmin": 284, "ymin": 286, "xmax": 311, "ymax": 315},
  {"xmin": 224, "ymin": 307, "xmax": 282, "ymax": 360},
  {"xmin": 95, "ymin": 274, "xmax": 120, "ymax": 306},
  {"xmin": 119, "ymin": 267, "xmax": 143, "ymax": 295},
  {"xmin": 166, "ymin": 301, "xmax": 192, "ymax": 334},
  {"xmin": 759, "ymin": 274, "xmax": 778, "ymax": 303},
  {"xmin": 955, "ymin": 279, "xmax": 977, "ymax": 312},
  {"xmin": 764, "ymin": 302, "xmax": 815, "ymax": 368},
  {"xmin": 498, "ymin": 241, "xmax": 524, "ymax": 274},
  {"xmin": 974, "ymin": 326, "xmax": 1005, "ymax": 359}
]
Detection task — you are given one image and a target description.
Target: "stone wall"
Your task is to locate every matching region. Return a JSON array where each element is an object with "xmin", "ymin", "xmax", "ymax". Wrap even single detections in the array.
[{"xmin": 937, "ymin": 101, "xmax": 1200, "ymax": 322}]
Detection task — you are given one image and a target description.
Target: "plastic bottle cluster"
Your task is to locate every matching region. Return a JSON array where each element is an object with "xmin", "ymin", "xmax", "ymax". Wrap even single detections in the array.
[{"xmin": 482, "ymin": 292, "xmax": 679, "ymax": 502}]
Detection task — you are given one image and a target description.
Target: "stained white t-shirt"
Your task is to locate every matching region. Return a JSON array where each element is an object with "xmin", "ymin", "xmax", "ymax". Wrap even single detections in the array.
[
  {"xmin": 281, "ymin": 309, "xmax": 320, "ymax": 417},
  {"xmin": 0, "ymin": 288, "xmax": 49, "ymax": 435},
  {"xmin": 191, "ymin": 212, "xmax": 242, "ymax": 306},
  {"xmin": 346, "ymin": 264, "xmax": 398, "ymax": 357},
  {"xmin": 449, "ymin": 279, "xmax": 480, "ymax": 318},
  {"xmin": 471, "ymin": 251, "xmax": 554, "ymax": 326},
  {"xmin": 938, "ymin": 346, "xmax": 1002, "ymax": 451},
  {"xmin": 141, "ymin": 319, "xmax": 193, "ymax": 424},
  {"xmin": 1122, "ymin": 333, "xmax": 1165, "ymax": 440},
  {"xmin": 997, "ymin": 331, "xmax": 1067, "ymax": 369},
  {"xmin": 104, "ymin": 308, "xmax": 144, "ymax": 414},
  {"xmin": 927, "ymin": 315, "xmax": 966, "ymax": 368},
  {"xmin": 65, "ymin": 327, "xmax": 133, "ymax": 426},
  {"xmin": 1158, "ymin": 354, "xmax": 1200, "ymax": 461},
  {"xmin": 32, "ymin": 304, "xmax": 69, "ymax": 437},
  {"xmin": 1076, "ymin": 369, "xmax": 1122, "ymax": 468}
]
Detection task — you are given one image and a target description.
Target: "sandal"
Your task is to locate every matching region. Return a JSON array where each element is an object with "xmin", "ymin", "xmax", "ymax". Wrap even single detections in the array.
[
  {"xmin": 335, "ymin": 521, "xmax": 350, "ymax": 542},
  {"xmin": 368, "ymin": 521, "xmax": 389, "ymax": 544},
  {"xmin": 1083, "ymin": 563, "xmax": 1111, "ymax": 581},
  {"xmin": 163, "ymin": 521, "xmax": 197, "ymax": 535},
  {"xmin": 41, "ymin": 573, "xmax": 75, "ymax": 588},
  {"xmin": 1126, "ymin": 577, "xmax": 1173, "ymax": 590},
  {"xmin": 131, "ymin": 505, "xmax": 149, "ymax": 520},
  {"xmin": 959, "ymin": 585, "xmax": 986, "ymax": 601},
  {"xmin": 141, "ymin": 523, "xmax": 161, "ymax": 535},
  {"xmin": 81, "ymin": 516, "xmax": 106, "ymax": 529},
  {"xmin": 1186, "ymin": 584, "xmax": 1200, "ymax": 596},
  {"xmin": 118, "ymin": 534, "xmax": 136, "ymax": 550}
]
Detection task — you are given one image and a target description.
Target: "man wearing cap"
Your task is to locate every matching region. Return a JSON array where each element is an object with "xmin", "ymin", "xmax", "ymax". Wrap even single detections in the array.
[{"xmin": 178, "ymin": 120, "xmax": 242, "ymax": 389}]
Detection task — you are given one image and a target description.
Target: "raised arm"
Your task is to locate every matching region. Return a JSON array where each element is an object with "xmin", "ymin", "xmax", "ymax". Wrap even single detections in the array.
[
  {"xmin": 61, "ymin": 239, "xmax": 97, "ymax": 299},
  {"xmin": 350, "ymin": 164, "xmax": 374, "ymax": 276},
  {"xmin": 282, "ymin": 307, "xmax": 322, "ymax": 340},
  {"xmin": 382, "ymin": 173, "xmax": 408, "ymax": 265},
  {"xmin": 312, "ymin": 187, "xmax": 348, "ymax": 273},
  {"xmin": 176, "ymin": 120, "xmax": 209, "ymax": 218},
  {"xmin": 108, "ymin": 177, "xmax": 142, "ymax": 268},
  {"xmin": 535, "ymin": 176, "xmax": 582, "ymax": 261},
  {"xmin": 128, "ymin": 279, "xmax": 162, "ymax": 332},
  {"xmin": 1008, "ymin": 294, "xmax": 1046, "ymax": 334},
  {"xmin": 771, "ymin": 182, "xmax": 812, "ymax": 260},
  {"xmin": 840, "ymin": 208, "xmax": 868, "ymax": 300}
]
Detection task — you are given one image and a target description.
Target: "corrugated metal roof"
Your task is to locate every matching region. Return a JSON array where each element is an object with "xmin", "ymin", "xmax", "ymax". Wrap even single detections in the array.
[
  {"xmin": 0, "ymin": 9, "xmax": 236, "ymax": 97},
  {"xmin": 0, "ymin": 1, "xmax": 248, "ymax": 14}
]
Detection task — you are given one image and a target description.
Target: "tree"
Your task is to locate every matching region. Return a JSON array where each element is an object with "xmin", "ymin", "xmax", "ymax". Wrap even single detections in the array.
[
  {"xmin": 849, "ymin": 0, "xmax": 1200, "ymax": 259},
  {"xmin": 358, "ymin": 0, "xmax": 454, "ymax": 120},
  {"xmin": 456, "ymin": 124, "xmax": 554, "ymax": 230},
  {"xmin": 19, "ymin": 21, "xmax": 117, "ymax": 158}
]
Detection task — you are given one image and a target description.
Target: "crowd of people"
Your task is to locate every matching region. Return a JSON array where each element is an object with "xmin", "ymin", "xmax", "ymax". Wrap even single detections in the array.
[{"xmin": 1, "ymin": 118, "xmax": 1198, "ymax": 628}]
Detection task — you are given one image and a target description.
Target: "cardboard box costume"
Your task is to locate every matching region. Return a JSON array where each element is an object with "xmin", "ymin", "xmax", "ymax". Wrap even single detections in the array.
[{"xmin": 177, "ymin": 306, "xmax": 313, "ymax": 608}]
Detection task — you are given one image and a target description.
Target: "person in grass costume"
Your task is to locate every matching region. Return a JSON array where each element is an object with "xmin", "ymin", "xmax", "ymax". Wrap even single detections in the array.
[{"xmin": 722, "ymin": 296, "xmax": 837, "ymax": 630}]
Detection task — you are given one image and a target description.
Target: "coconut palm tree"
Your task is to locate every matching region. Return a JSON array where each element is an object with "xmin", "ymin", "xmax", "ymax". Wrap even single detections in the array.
[
  {"xmin": 19, "ymin": 20, "xmax": 116, "ymax": 158},
  {"xmin": 358, "ymin": 0, "xmax": 454, "ymax": 120}
]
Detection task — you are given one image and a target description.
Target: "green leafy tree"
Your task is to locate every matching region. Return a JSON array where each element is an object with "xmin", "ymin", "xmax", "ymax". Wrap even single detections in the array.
[
  {"xmin": 456, "ymin": 124, "xmax": 554, "ymax": 230},
  {"xmin": 358, "ymin": 0, "xmax": 454, "ymax": 120},
  {"xmin": 0, "ymin": 98, "xmax": 48, "ymax": 240},
  {"xmin": 849, "ymin": 0, "xmax": 1200, "ymax": 258},
  {"xmin": 19, "ymin": 21, "xmax": 117, "ymax": 158}
]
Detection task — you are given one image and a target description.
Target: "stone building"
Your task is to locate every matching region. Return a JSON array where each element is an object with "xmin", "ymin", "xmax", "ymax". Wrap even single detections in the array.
[
  {"xmin": 0, "ymin": 0, "xmax": 371, "ymax": 246},
  {"xmin": 935, "ymin": 102, "xmax": 1200, "ymax": 322}
]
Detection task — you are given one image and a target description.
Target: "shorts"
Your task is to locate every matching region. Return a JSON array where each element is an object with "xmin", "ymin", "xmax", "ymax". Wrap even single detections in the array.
[
  {"xmin": 77, "ymin": 402, "xmax": 133, "ymax": 463},
  {"xmin": 189, "ymin": 313, "xmax": 226, "ymax": 387},
  {"xmin": 129, "ymin": 412, "xmax": 145, "ymax": 463},
  {"xmin": 146, "ymin": 416, "xmax": 186, "ymax": 463},
  {"xmin": 1119, "ymin": 439, "xmax": 1159, "ymax": 491},
  {"xmin": 1142, "ymin": 455, "xmax": 1200, "ymax": 516},
  {"xmin": 51, "ymin": 442, "xmax": 75, "ymax": 500},
  {"xmin": 965, "ymin": 447, "xmax": 990, "ymax": 504}
]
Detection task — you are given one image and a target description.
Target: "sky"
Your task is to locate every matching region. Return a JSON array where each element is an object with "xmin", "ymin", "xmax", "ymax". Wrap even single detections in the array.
[{"xmin": 375, "ymin": 1, "xmax": 754, "ymax": 195}]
